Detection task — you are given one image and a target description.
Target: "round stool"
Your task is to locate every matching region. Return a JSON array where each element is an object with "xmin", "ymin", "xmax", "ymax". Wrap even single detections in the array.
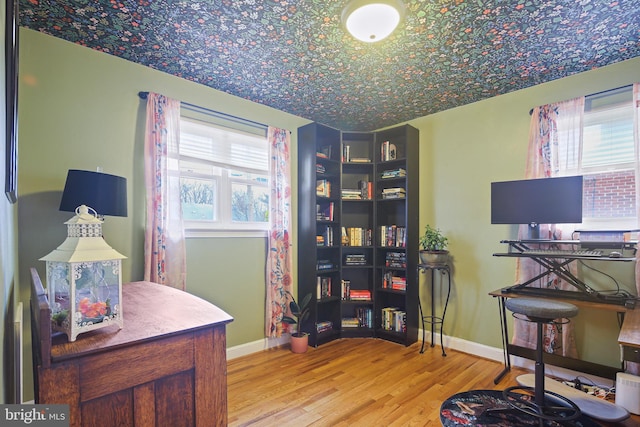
[{"xmin": 503, "ymin": 297, "xmax": 581, "ymax": 423}]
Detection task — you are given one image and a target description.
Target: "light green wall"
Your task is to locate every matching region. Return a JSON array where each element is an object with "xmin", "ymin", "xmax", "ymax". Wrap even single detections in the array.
[
  {"xmin": 17, "ymin": 27, "xmax": 640, "ymax": 403},
  {"xmin": 409, "ymin": 56, "xmax": 640, "ymax": 367},
  {"xmin": 18, "ymin": 28, "xmax": 309, "ymax": 401}
]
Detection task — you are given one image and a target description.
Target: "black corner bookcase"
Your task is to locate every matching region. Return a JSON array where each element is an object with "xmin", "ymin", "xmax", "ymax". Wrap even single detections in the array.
[{"xmin": 297, "ymin": 122, "xmax": 419, "ymax": 347}]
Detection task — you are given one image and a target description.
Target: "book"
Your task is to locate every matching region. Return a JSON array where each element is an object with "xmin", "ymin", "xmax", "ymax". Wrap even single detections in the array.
[
  {"xmin": 342, "ymin": 144, "xmax": 350, "ymax": 162},
  {"xmin": 317, "ymin": 259, "xmax": 334, "ymax": 270},
  {"xmin": 348, "ymin": 289, "xmax": 371, "ymax": 301},
  {"xmin": 317, "ymin": 276, "xmax": 332, "ymax": 298},
  {"xmin": 316, "ymin": 321, "xmax": 333, "ymax": 333},
  {"xmin": 341, "ymin": 279, "xmax": 351, "ymax": 300},
  {"xmin": 381, "ymin": 168, "xmax": 406, "ymax": 179}
]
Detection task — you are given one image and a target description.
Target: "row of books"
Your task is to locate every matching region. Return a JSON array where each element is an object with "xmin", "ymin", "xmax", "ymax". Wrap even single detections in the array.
[
  {"xmin": 342, "ymin": 144, "xmax": 371, "ymax": 163},
  {"xmin": 348, "ymin": 289, "xmax": 371, "ymax": 301},
  {"xmin": 385, "ymin": 251, "xmax": 406, "ymax": 268},
  {"xmin": 342, "ymin": 227, "xmax": 373, "ymax": 246},
  {"xmin": 381, "ymin": 225, "xmax": 407, "ymax": 247},
  {"xmin": 342, "ymin": 307, "xmax": 373, "ymax": 328},
  {"xmin": 317, "ymin": 276, "xmax": 332, "ymax": 299},
  {"xmin": 344, "ymin": 253, "xmax": 367, "ymax": 266},
  {"xmin": 342, "ymin": 180, "xmax": 373, "ymax": 200},
  {"xmin": 316, "ymin": 179, "xmax": 331, "ymax": 197},
  {"xmin": 381, "ymin": 187, "xmax": 405, "ymax": 199},
  {"xmin": 381, "ymin": 307, "xmax": 406, "ymax": 333},
  {"xmin": 380, "ymin": 168, "xmax": 406, "ymax": 179},
  {"xmin": 382, "ymin": 273, "xmax": 407, "ymax": 291},
  {"xmin": 380, "ymin": 141, "xmax": 397, "ymax": 161},
  {"xmin": 317, "ymin": 225, "xmax": 334, "ymax": 246},
  {"xmin": 316, "ymin": 202, "xmax": 334, "ymax": 221},
  {"xmin": 340, "ymin": 280, "xmax": 373, "ymax": 301}
]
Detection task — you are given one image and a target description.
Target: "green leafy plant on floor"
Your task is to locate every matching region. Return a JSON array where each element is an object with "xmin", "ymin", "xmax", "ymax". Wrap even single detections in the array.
[{"xmin": 282, "ymin": 291, "xmax": 312, "ymax": 337}]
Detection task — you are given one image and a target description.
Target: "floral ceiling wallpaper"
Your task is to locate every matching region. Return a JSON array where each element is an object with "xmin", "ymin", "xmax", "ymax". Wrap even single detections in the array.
[{"xmin": 20, "ymin": 0, "xmax": 640, "ymax": 131}]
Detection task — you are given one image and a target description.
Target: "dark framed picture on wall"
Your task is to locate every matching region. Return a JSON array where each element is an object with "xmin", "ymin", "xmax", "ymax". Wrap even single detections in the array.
[{"xmin": 4, "ymin": 0, "xmax": 19, "ymax": 203}]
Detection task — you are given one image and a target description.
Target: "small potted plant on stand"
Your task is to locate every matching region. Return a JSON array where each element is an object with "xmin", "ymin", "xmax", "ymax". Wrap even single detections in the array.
[
  {"xmin": 282, "ymin": 291, "xmax": 312, "ymax": 353},
  {"xmin": 419, "ymin": 224, "xmax": 449, "ymax": 266}
]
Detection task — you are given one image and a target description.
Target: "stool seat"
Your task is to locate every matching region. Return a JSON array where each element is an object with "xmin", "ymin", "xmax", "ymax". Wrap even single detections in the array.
[{"xmin": 505, "ymin": 297, "xmax": 578, "ymax": 322}]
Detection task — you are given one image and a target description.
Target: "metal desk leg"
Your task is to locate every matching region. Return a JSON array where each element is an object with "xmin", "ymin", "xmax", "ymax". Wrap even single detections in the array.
[{"xmin": 493, "ymin": 295, "xmax": 511, "ymax": 384}]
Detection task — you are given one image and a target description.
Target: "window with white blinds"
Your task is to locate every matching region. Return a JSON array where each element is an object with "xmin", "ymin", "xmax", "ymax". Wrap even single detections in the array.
[
  {"xmin": 178, "ymin": 108, "xmax": 269, "ymax": 236},
  {"xmin": 579, "ymin": 86, "xmax": 636, "ymax": 228},
  {"xmin": 582, "ymin": 90, "xmax": 635, "ymax": 170}
]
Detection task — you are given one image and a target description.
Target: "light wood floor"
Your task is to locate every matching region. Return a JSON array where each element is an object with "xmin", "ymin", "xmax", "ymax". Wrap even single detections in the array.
[{"xmin": 227, "ymin": 338, "xmax": 640, "ymax": 427}]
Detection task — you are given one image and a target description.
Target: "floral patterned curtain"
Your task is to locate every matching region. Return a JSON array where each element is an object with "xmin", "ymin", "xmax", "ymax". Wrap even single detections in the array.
[
  {"xmin": 265, "ymin": 127, "xmax": 293, "ymax": 337},
  {"xmin": 143, "ymin": 92, "xmax": 187, "ymax": 290},
  {"xmin": 513, "ymin": 97, "xmax": 584, "ymax": 357}
]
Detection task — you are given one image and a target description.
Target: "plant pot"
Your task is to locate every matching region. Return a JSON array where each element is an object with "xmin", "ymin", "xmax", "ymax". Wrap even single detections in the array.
[
  {"xmin": 419, "ymin": 250, "xmax": 449, "ymax": 266},
  {"xmin": 290, "ymin": 333, "xmax": 309, "ymax": 353}
]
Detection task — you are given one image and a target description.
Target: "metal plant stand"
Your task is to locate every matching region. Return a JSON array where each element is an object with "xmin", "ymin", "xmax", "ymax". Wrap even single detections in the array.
[{"xmin": 418, "ymin": 263, "xmax": 451, "ymax": 356}]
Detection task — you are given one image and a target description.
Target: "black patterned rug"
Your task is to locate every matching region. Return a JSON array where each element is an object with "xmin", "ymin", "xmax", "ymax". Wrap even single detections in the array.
[{"xmin": 440, "ymin": 390, "xmax": 599, "ymax": 426}]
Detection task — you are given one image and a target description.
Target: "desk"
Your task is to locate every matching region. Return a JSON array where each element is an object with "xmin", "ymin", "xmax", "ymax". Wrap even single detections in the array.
[
  {"xmin": 418, "ymin": 263, "xmax": 451, "ymax": 356},
  {"xmin": 619, "ymin": 308, "xmax": 640, "ymax": 365},
  {"xmin": 490, "ymin": 289, "xmax": 634, "ymax": 383},
  {"xmin": 31, "ymin": 268, "xmax": 233, "ymax": 427},
  {"xmin": 491, "ymin": 239, "xmax": 639, "ymax": 382}
]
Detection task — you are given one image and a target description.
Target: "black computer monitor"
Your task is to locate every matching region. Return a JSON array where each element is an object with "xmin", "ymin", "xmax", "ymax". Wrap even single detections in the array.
[{"xmin": 491, "ymin": 176, "xmax": 583, "ymax": 238}]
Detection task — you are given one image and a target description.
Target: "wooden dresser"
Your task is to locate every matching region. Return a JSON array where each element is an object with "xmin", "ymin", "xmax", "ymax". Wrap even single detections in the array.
[{"xmin": 31, "ymin": 268, "xmax": 233, "ymax": 427}]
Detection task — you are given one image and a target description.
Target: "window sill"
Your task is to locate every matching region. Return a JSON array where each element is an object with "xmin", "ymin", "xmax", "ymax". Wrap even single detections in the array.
[{"xmin": 185, "ymin": 229, "xmax": 268, "ymax": 239}]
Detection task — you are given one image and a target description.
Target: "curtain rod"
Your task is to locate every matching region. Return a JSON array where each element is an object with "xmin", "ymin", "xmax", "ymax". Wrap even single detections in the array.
[
  {"xmin": 528, "ymin": 83, "xmax": 633, "ymax": 115},
  {"xmin": 138, "ymin": 91, "xmax": 268, "ymax": 131}
]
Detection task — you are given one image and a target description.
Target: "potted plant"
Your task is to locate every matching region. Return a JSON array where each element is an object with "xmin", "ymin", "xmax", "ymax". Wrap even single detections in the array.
[
  {"xmin": 419, "ymin": 224, "xmax": 449, "ymax": 265},
  {"xmin": 282, "ymin": 291, "xmax": 312, "ymax": 353}
]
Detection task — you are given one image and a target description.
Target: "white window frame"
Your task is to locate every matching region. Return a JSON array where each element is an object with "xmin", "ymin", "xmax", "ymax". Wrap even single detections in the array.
[{"xmin": 179, "ymin": 105, "xmax": 269, "ymax": 238}]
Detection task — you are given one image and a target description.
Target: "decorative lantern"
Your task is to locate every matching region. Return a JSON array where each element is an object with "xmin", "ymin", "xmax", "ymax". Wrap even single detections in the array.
[{"xmin": 40, "ymin": 205, "xmax": 126, "ymax": 342}]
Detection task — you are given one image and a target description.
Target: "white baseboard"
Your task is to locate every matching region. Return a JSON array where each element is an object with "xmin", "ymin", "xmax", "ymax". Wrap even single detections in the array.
[
  {"xmin": 227, "ymin": 334, "xmax": 290, "ymax": 360},
  {"xmin": 433, "ymin": 331, "xmax": 615, "ymax": 388},
  {"xmin": 226, "ymin": 330, "xmax": 615, "ymax": 388}
]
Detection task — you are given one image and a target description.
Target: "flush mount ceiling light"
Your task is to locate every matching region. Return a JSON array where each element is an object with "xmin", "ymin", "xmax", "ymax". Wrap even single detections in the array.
[{"xmin": 342, "ymin": 0, "xmax": 406, "ymax": 43}]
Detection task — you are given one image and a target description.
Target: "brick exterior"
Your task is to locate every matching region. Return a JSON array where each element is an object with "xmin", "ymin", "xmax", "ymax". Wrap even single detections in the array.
[{"xmin": 583, "ymin": 171, "xmax": 636, "ymax": 218}]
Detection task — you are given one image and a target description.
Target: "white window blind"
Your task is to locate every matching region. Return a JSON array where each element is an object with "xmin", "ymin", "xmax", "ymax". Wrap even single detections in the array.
[
  {"xmin": 582, "ymin": 102, "xmax": 634, "ymax": 170},
  {"xmin": 180, "ymin": 118, "xmax": 268, "ymax": 174}
]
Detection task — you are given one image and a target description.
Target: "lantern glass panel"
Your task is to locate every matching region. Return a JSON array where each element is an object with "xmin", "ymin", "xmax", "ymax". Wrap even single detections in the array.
[
  {"xmin": 74, "ymin": 260, "xmax": 121, "ymax": 324},
  {"xmin": 48, "ymin": 261, "xmax": 71, "ymax": 320}
]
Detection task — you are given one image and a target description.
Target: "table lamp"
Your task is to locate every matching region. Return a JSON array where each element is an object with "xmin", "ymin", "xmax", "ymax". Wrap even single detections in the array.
[
  {"xmin": 40, "ymin": 169, "xmax": 128, "ymax": 341},
  {"xmin": 59, "ymin": 169, "xmax": 127, "ymax": 218}
]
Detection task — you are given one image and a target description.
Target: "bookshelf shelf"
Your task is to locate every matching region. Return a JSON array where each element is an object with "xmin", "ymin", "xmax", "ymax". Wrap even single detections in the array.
[{"xmin": 298, "ymin": 122, "xmax": 419, "ymax": 347}]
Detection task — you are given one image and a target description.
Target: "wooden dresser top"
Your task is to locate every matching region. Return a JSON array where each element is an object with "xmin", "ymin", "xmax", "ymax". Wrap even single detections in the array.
[{"xmin": 50, "ymin": 281, "xmax": 233, "ymax": 362}]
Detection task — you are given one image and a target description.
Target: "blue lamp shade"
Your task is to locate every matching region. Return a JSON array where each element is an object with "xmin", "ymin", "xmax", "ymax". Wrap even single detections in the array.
[{"xmin": 59, "ymin": 169, "xmax": 128, "ymax": 217}]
